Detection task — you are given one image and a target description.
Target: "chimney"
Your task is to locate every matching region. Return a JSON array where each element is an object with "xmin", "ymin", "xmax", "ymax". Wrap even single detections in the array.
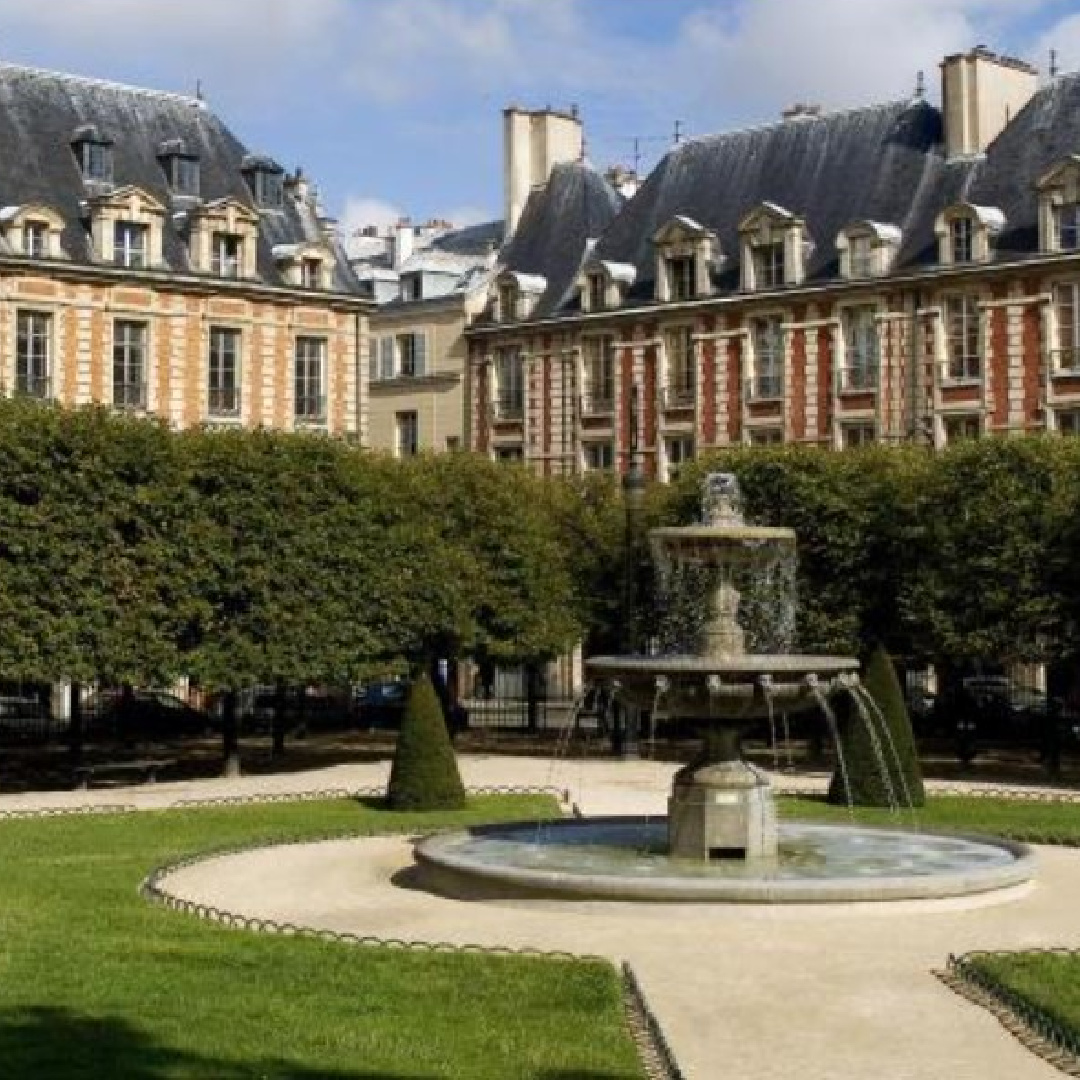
[
  {"xmin": 503, "ymin": 105, "xmax": 584, "ymax": 240},
  {"xmin": 604, "ymin": 164, "xmax": 640, "ymax": 200},
  {"xmin": 392, "ymin": 218, "xmax": 414, "ymax": 270},
  {"xmin": 781, "ymin": 103, "xmax": 822, "ymax": 121},
  {"xmin": 940, "ymin": 47, "xmax": 1037, "ymax": 158}
]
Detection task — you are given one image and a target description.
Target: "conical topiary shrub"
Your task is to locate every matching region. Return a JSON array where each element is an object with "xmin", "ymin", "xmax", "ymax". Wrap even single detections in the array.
[
  {"xmin": 827, "ymin": 644, "xmax": 926, "ymax": 808},
  {"xmin": 387, "ymin": 673, "xmax": 467, "ymax": 811}
]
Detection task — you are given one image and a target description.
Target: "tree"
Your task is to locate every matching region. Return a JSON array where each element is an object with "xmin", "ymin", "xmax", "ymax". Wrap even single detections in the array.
[
  {"xmin": 827, "ymin": 644, "xmax": 925, "ymax": 808},
  {"xmin": 386, "ymin": 672, "xmax": 466, "ymax": 810}
]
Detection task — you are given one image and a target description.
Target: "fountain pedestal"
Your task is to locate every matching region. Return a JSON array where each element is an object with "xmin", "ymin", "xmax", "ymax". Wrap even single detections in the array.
[{"xmin": 668, "ymin": 728, "xmax": 778, "ymax": 860}]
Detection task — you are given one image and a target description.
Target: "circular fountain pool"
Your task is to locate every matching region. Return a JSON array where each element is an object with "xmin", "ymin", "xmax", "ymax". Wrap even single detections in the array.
[{"xmin": 414, "ymin": 817, "xmax": 1035, "ymax": 903}]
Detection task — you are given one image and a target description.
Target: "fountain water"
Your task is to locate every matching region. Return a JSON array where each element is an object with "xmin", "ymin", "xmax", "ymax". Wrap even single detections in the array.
[{"xmin": 414, "ymin": 474, "xmax": 1034, "ymax": 902}]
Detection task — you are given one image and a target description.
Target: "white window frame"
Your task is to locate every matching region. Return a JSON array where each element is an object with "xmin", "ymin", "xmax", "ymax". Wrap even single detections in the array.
[
  {"xmin": 950, "ymin": 217, "xmax": 974, "ymax": 264},
  {"xmin": 1053, "ymin": 282, "xmax": 1080, "ymax": 372},
  {"xmin": 294, "ymin": 336, "xmax": 327, "ymax": 423},
  {"xmin": 944, "ymin": 295, "xmax": 982, "ymax": 381},
  {"xmin": 211, "ymin": 232, "xmax": 244, "ymax": 278},
  {"xmin": 113, "ymin": 221, "xmax": 148, "ymax": 269},
  {"xmin": 15, "ymin": 310, "xmax": 52, "ymax": 399},
  {"xmin": 663, "ymin": 326, "xmax": 696, "ymax": 407},
  {"xmin": 749, "ymin": 315, "xmax": 785, "ymax": 400},
  {"xmin": 841, "ymin": 305, "xmax": 879, "ymax": 390},
  {"xmin": 494, "ymin": 348, "xmax": 525, "ymax": 420},
  {"xmin": 208, "ymin": 326, "xmax": 241, "ymax": 418},
  {"xmin": 113, "ymin": 320, "xmax": 148, "ymax": 410},
  {"xmin": 582, "ymin": 336, "xmax": 615, "ymax": 415}
]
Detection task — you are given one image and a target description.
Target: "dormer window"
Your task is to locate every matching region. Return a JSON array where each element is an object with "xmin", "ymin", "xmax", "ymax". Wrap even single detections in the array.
[
  {"xmin": 273, "ymin": 242, "xmax": 332, "ymax": 289},
  {"xmin": 301, "ymin": 258, "xmax": 323, "ymax": 289},
  {"xmin": 587, "ymin": 274, "xmax": 606, "ymax": 312},
  {"xmin": 578, "ymin": 260, "xmax": 636, "ymax": 313},
  {"xmin": 113, "ymin": 221, "xmax": 148, "ymax": 268},
  {"xmin": 0, "ymin": 205, "xmax": 67, "ymax": 260},
  {"xmin": 1036, "ymin": 157, "xmax": 1080, "ymax": 253},
  {"xmin": 652, "ymin": 217, "xmax": 718, "ymax": 303},
  {"xmin": 212, "ymin": 232, "xmax": 243, "ymax": 278},
  {"xmin": 935, "ymin": 204, "xmax": 1003, "ymax": 265},
  {"xmin": 168, "ymin": 156, "xmax": 200, "ymax": 196},
  {"xmin": 739, "ymin": 203, "xmax": 811, "ymax": 291},
  {"xmin": 836, "ymin": 221, "xmax": 902, "ymax": 279},
  {"xmin": 72, "ymin": 125, "xmax": 113, "ymax": 183},
  {"xmin": 499, "ymin": 282, "xmax": 519, "ymax": 322},
  {"xmin": 1056, "ymin": 203, "xmax": 1080, "ymax": 251},
  {"xmin": 401, "ymin": 273, "xmax": 423, "ymax": 302},
  {"xmin": 24, "ymin": 221, "xmax": 49, "ymax": 259},
  {"xmin": 493, "ymin": 271, "xmax": 546, "ymax": 322},
  {"xmin": 243, "ymin": 155, "xmax": 285, "ymax": 210}
]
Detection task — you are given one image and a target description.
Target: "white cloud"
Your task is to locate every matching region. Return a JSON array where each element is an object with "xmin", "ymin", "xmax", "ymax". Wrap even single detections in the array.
[
  {"xmin": 437, "ymin": 205, "xmax": 493, "ymax": 228},
  {"xmin": 339, "ymin": 196, "xmax": 406, "ymax": 236},
  {"xmin": 1034, "ymin": 13, "xmax": 1080, "ymax": 76}
]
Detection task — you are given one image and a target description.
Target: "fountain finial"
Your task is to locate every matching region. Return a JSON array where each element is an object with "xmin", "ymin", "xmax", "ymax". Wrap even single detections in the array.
[{"xmin": 702, "ymin": 473, "xmax": 745, "ymax": 527}]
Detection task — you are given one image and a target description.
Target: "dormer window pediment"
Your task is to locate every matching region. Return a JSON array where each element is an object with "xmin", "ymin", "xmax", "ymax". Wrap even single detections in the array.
[
  {"xmin": 934, "ymin": 203, "xmax": 1004, "ymax": 265},
  {"xmin": 0, "ymin": 204, "xmax": 66, "ymax": 260},
  {"xmin": 186, "ymin": 197, "xmax": 260, "ymax": 278},
  {"xmin": 579, "ymin": 259, "xmax": 636, "ymax": 312},
  {"xmin": 738, "ymin": 202, "xmax": 811, "ymax": 290},
  {"xmin": 493, "ymin": 270, "xmax": 546, "ymax": 322},
  {"xmin": 85, "ymin": 186, "xmax": 166, "ymax": 269},
  {"xmin": 836, "ymin": 220, "xmax": 902, "ymax": 279},
  {"xmin": 273, "ymin": 241, "xmax": 334, "ymax": 290},
  {"xmin": 1036, "ymin": 156, "xmax": 1080, "ymax": 252},
  {"xmin": 652, "ymin": 216, "xmax": 719, "ymax": 302}
]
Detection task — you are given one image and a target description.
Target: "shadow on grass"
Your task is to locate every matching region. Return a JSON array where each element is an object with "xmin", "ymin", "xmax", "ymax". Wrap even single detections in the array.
[{"xmin": 0, "ymin": 1006, "xmax": 428, "ymax": 1080}]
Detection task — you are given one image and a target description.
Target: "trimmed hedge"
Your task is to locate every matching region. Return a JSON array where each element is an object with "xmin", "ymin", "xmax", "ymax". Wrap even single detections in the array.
[{"xmin": 387, "ymin": 674, "xmax": 467, "ymax": 811}]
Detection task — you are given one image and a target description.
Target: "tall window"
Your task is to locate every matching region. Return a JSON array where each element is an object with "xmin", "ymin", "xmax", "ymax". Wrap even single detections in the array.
[
  {"xmin": 301, "ymin": 258, "xmax": 323, "ymax": 289},
  {"xmin": 396, "ymin": 411, "xmax": 419, "ymax": 457},
  {"xmin": 587, "ymin": 274, "xmax": 607, "ymax": 311},
  {"xmin": 950, "ymin": 217, "xmax": 974, "ymax": 263},
  {"xmin": 750, "ymin": 316, "xmax": 784, "ymax": 398},
  {"xmin": 583, "ymin": 441, "xmax": 614, "ymax": 471},
  {"xmin": 943, "ymin": 415, "xmax": 981, "ymax": 443},
  {"xmin": 664, "ymin": 327, "xmax": 695, "ymax": 406},
  {"xmin": 1054, "ymin": 283, "xmax": 1080, "ymax": 371},
  {"xmin": 849, "ymin": 235, "xmax": 873, "ymax": 278},
  {"xmin": 1055, "ymin": 203, "xmax": 1080, "ymax": 251},
  {"xmin": 666, "ymin": 256, "xmax": 696, "ymax": 301},
  {"xmin": 582, "ymin": 336, "xmax": 615, "ymax": 414},
  {"xmin": 945, "ymin": 296, "xmax": 981, "ymax": 380},
  {"xmin": 294, "ymin": 336, "xmax": 326, "ymax": 422},
  {"xmin": 15, "ymin": 311, "xmax": 51, "ymax": 399},
  {"xmin": 842, "ymin": 306, "xmax": 879, "ymax": 389},
  {"xmin": 114, "ymin": 222, "xmax": 148, "ymax": 269},
  {"xmin": 495, "ymin": 349, "xmax": 525, "ymax": 419},
  {"xmin": 664, "ymin": 435, "xmax": 695, "ymax": 482},
  {"xmin": 753, "ymin": 241, "xmax": 785, "ymax": 288},
  {"xmin": 396, "ymin": 333, "xmax": 427, "ymax": 377},
  {"xmin": 841, "ymin": 423, "xmax": 876, "ymax": 448},
  {"xmin": 211, "ymin": 233, "xmax": 243, "ymax": 278},
  {"xmin": 24, "ymin": 221, "xmax": 49, "ymax": 259},
  {"xmin": 208, "ymin": 327, "xmax": 241, "ymax": 417},
  {"xmin": 113, "ymin": 320, "xmax": 147, "ymax": 409},
  {"xmin": 498, "ymin": 284, "xmax": 519, "ymax": 322}
]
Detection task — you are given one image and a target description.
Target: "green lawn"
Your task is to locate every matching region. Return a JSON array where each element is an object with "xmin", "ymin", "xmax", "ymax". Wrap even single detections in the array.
[
  {"xmin": 962, "ymin": 951, "xmax": 1080, "ymax": 1042},
  {"xmin": 780, "ymin": 793, "xmax": 1080, "ymax": 843},
  {"xmin": 0, "ymin": 796, "xmax": 644, "ymax": 1080}
]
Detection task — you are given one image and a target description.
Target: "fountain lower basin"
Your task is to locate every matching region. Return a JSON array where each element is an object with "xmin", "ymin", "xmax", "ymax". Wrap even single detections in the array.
[{"xmin": 413, "ymin": 817, "xmax": 1035, "ymax": 903}]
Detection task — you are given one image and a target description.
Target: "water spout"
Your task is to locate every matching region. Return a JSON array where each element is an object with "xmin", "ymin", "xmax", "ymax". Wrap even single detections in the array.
[{"xmin": 806, "ymin": 675, "xmax": 855, "ymax": 822}]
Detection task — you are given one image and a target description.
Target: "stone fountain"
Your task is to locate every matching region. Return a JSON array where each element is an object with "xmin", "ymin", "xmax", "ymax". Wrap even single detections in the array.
[{"xmin": 412, "ymin": 474, "xmax": 1034, "ymax": 903}]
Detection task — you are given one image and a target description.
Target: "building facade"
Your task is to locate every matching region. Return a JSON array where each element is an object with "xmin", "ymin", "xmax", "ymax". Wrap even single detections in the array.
[
  {"xmin": 467, "ymin": 49, "xmax": 1080, "ymax": 477},
  {"xmin": 0, "ymin": 64, "xmax": 370, "ymax": 437}
]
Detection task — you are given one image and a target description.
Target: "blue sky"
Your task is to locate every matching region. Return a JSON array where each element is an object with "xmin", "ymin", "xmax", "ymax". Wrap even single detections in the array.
[{"xmin": 0, "ymin": 0, "xmax": 1078, "ymax": 235}]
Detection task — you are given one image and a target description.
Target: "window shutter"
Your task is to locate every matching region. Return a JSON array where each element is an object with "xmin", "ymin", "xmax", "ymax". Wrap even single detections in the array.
[
  {"xmin": 369, "ymin": 338, "xmax": 378, "ymax": 382},
  {"xmin": 413, "ymin": 333, "xmax": 427, "ymax": 377},
  {"xmin": 379, "ymin": 336, "xmax": 395, "ymax": 379}
]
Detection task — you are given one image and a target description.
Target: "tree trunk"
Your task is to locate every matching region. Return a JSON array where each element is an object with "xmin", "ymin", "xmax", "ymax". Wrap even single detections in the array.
[
  {"xmin": 525, "ymin": 661, "xmax": 542, "ymax": 734},
  {"xmin": 271, "ymin": 681, "xmax": 288, "ymax": 759},
  {"xmin": 68, "ymin": 682, "xmax": 84, "ymax": 773},
  {"xmin": 221, "ymin": 690, "xmax": 241, "ymax": 777}
]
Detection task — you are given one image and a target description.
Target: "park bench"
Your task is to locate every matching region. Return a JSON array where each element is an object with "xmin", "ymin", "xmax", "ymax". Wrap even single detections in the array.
[{"xmin": 73, "ymin": 758, "xmax": 176, "ymax": 791}]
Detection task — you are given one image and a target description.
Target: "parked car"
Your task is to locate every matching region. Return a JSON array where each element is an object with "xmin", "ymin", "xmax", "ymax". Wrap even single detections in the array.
[
  {"xmin": 357, "ymin": 679, "xmax": 410, "ymax": 730},
  {"xmin": 84, "ymin": 688, "xmax": 214, "ymax": 739}
]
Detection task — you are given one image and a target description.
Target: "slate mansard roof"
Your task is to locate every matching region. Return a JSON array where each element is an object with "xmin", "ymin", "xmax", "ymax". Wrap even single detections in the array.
[
  {"xmin": 0, "ymin": 63, "xmax": 363, "ymax": 294},
  {"xmin": 498, "ymin": 75, "xmax": 1080, "ymax": 322}
]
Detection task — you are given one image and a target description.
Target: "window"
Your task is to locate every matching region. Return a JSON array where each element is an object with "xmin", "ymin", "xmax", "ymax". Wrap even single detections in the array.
[
  {"xmin": 842, "ymin": 306, "xmax": 879, "ymax": 389},
  {"xmin": 167, "ymin": 156, "xmax": 200, "ymax": 196},
  {"xmin": 849, "ymin": 235, "xmax": 873, "ymax": 278},
  {"xmin": 15, "ymin": 311, "xmax": 51, "ymax": 399},
  {"xmin": 1055, "ymin": 204, "xmax": 1080, "ymax": 251},
  {"xmin": 1057, "ymin": 409, "xmax": 1080, "ymax": 435},
  {"xmin": 750, "ymin": 316, "xmax": 784, "ymax": 399},
  {"xmin": 113, "ymin": 321, "xmax": 147, "ymax": 409},
  {"xmin": 208, "ymin": 327, "xmax": 241, "ymax": 417},
  {"xmin": 944, "ymin": 296, "xmax": 981, "ymax": 380},
  {"xmin": 24, "ymin": 221, "xmax": 49, "ymax": 259},
  {"xmin": 301, "ymin": 258, "xmax": 323, "ymax": 290},
  {"xmin": 664, "ymin": 327, "xmax": 695, "ymax": 406},
  {"xmin": 587, "ymin": 274, "xmax": 606, "ymax": 311},
  {"xmin": 1053, "ymin": 283, "xmax": 1080, "ymax": 372},
  {"xmin": 396, "ymin": 333, "xmax": 427, "ymax": 378},
  {"xmin": 401, "ymin": 274, "xmax": 422, "ymax": 302},
  {"xmin": 943, "ymin": 415, "xmax": 981, "ymax": 443},
  {"xmin": 250, "ymin": 169, "xmax": 284, "ymax": 209},
  {"xmin": 753, "ymin": 242, "xmax": 785, "ymax": 288},
  {"xmin": 583, "ymin": 441, "xmax": 614, "ymax": 471},
  {"xmin": 748, "ymin": 428, "xmax": 783, "ymax": 446},
  {"xmin": 498, "ymin": 283, "xmax": 518, "ymax": 322},
  {"xmin": 396, "ymin": 411, "xmax": 419, "ymax": 457},
  {"xmin": 666, "ymin": 256, "xmax": 696, "ymax": 301},
  {"xmin": 663, "ymin": 435, "xmax": 695, "ymax": 482},
  {"xmin": 294, "ymin": 336, "xmax": 326, "ymax": 422},
  {"xmin": 494, "ymin": 445, "xmax": 524, "ymax": 463},
  {"xmin": 376, "ymin": 336, "xmax": 395, "ymax": 381},
  {"xmin": 211, "ymin": 233, "xmax": 243, "ymax": 278},
  {"xmin": 841, "ymin": 424, "xmax": 876, "ymax": 448},
  {"xmin": 494, "ymin": 349, "xmax": 525, "ymax": 419},
  {"xmin": 113, "ymin": 222, "xmax": 148, "ymax": 268},
  {"xmin": 582, "ymin": 336, "xmax": 615, "ymax": 414},
  {"xmin": 77, "ymin": 139, "xmax": 113, "ymax": 182},
  {"xmin": 950, "ymin": 217, "xmax": 974, "ymax": 264}
]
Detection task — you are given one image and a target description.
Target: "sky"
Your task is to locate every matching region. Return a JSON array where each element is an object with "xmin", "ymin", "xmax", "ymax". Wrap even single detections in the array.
[{"xmin": 1, "ymin": 0, "xmax": 1079, "ymax": 236}]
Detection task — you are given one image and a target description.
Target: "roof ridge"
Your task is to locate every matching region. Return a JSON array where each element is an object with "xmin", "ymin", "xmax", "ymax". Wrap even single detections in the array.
[
  {"xmin": 0, "ymin": 61, "xmax": 205, "ymax": 109},
  {"xmin": 678, "ymin": 96, "xmax": 923, "ymax": 150}
]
